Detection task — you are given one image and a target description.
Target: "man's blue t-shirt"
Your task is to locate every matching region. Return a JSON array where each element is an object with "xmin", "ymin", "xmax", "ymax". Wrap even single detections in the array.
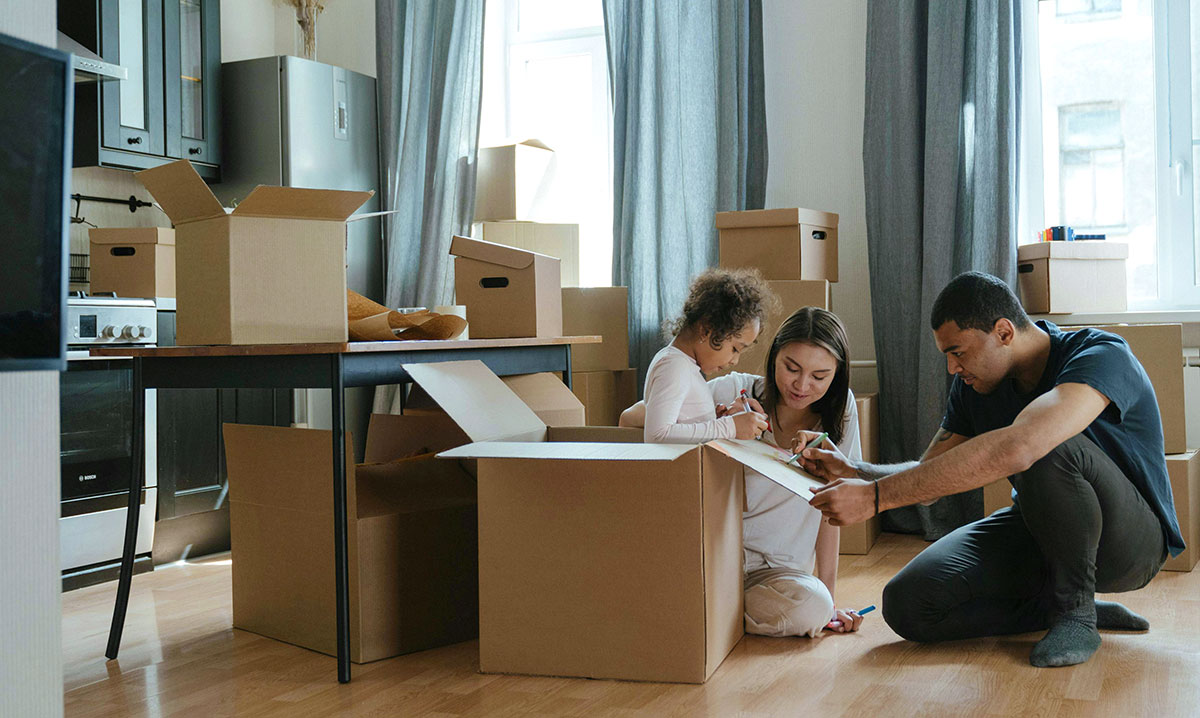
[{"xmin": 941, "ymin": 320, "xmax": 1184, "ymax": 558}]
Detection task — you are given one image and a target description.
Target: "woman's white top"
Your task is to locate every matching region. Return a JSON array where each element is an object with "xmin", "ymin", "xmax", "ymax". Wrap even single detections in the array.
[
  {"xmin": 707, "ymin": 372, "xmax": 862, "ymax": 574},
  {"xmin": 642, "ymin": 344, "xmax": 737, "ymax": 444}
]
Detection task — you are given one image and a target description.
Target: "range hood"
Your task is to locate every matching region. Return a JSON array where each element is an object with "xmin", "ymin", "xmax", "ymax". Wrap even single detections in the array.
[{"xmin": 56, "ymin": 31, "xmax": 127, "ymax": 82}]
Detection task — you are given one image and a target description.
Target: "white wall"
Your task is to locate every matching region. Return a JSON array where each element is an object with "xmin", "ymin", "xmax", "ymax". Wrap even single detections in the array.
[
  {"xmin": 761, "ymin": 0, "xmax": 876, "ymax": 392},
  {"xmin": 220, "ymin": 0, "xmax": 376, "ymax": 78},
  {"xmin": 0, "ymin": 3, "xmax": 65, "ymax": 716}
]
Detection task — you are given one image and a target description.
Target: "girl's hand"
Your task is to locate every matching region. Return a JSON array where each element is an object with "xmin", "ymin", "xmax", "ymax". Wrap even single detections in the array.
[
  {"xmin": 732, "ymin": 410, "xmax": 769, "ymax": 440},
  {"xmin": 825, "ymin": 607, "xmax": 865, "ymax": 633}
]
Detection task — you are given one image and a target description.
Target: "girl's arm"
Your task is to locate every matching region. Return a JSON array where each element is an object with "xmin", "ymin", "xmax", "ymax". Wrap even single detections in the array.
[{"xmin": 643, "ymin": 359, "xmax": 737, "ymax": 444}]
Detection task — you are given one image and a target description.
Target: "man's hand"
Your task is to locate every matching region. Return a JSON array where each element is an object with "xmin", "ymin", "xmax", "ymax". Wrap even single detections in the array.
[
  {"xmin": 809, "ymin": 478, "xmax": 876, "ymax": 526},
  {"xmin": 790, "ymin": 431, "xmax": 857, "ymax": 481}
]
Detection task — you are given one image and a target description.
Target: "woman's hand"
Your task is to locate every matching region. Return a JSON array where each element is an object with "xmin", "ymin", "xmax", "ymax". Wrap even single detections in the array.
[
  {"xmin": 790, "ymin": 431, "xmax": 857, "ymax": 481},
  {"xmin": 732, "ymin": 410, "xmax": 769, "ymax": 440},
  {"xmin": 825, "ymin": 607, "xmax": 865, "ymax": 633}
]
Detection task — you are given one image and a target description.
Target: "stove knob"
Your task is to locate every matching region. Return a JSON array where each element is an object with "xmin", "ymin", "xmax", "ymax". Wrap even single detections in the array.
[
  {"xmin": 136, "ymin": 326, "xmax": 151, "ymax": 339},
  {"xmin": 120, "ymin": 325, "xmax": 137, "ymax": 340},
  {"xmin": 100, "ymin": 325, "xmax": 117, "ymax": 339}
]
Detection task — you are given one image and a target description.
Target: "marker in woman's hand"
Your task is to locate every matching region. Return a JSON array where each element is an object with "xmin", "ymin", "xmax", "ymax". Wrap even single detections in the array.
[{"xmin": 787, "ymin": 431, "xmax": 828, "ymax": 464}]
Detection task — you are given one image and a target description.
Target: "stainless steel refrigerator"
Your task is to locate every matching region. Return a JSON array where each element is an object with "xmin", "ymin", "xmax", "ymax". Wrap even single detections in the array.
[{"xmin": 218, "ymin": 55, "xmax": 383, "ymax": 459}]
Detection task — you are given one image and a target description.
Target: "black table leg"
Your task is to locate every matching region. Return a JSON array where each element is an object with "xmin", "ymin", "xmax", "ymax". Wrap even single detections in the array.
[
  {"xmin": 106, "ymin": 356, "xmax": 145, "ymax": 660},
  {"xmin": 330, "ymin": 354, "xmax": 351, "ymax": 683}
]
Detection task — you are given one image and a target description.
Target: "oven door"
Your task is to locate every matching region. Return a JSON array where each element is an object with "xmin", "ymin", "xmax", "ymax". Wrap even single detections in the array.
[{"xmin": 60, "ymin": 354, "xmax": 136, "ymax": 510}]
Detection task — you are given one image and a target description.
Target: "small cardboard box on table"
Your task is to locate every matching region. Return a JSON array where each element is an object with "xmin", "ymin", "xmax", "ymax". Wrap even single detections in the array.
[
  {"xmin": 419, "ymin": 360, "xmax": 826, "ymax": 683},
  {"xmin": 1017, "ymin": 241, "xmax": 1128, "ymax": 314},
  {"xmin": 88, "ymin": 227, "xmax": 176, "ymax": 299},
  {"xmin": 450, "ymin": 235, "xmax": 562, "ymax": 339},
  {"xmin": 136, "ymin": 159, "xmax": 372, "ymax": 345},
  {"xmin": 716, "ymin": 208, "xmax": 839, "ymax": 282},
  {"xmin": 840, "ymin": 393, "xmax": 882, "ymax": 555},
  {"xmin": 222, "ymin": 414, "xmax": 478, "ymax": 663}
]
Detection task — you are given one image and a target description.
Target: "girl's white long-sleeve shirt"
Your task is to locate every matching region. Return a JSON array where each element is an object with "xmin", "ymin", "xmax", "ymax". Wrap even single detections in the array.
[{"xmin": 642, "ymin": 345, "xmax": 737, "ymax": 444}]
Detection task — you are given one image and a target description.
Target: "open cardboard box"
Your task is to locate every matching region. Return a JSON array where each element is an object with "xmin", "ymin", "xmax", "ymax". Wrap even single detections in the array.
[
  {"xmin": 410, "ymin": 360, "xmax": 826, "ymax": 683},
  {"xmin": 223, "ymin": 415, "xmax": 478, "ymax": 664}
]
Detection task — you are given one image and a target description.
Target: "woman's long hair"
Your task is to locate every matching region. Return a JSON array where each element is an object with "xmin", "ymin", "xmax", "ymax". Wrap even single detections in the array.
[{"xmin": 756, "ymin": 307, "xmax": 851, "ymax": 446}]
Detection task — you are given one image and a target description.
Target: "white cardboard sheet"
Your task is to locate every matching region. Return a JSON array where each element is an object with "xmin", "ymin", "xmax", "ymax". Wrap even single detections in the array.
[{"xmin": 705, "ymin": 439, "xmax": 825, "ymax": 499}]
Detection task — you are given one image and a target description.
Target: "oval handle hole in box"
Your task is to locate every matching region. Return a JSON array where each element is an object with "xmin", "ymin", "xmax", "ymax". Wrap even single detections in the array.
[
  {"xmin": 110, "ymin": 247, "xmax": 137, "ymax": 256},
  {"xmin": 480, "ymin": 277, "xmax": 509, "ymax": 289}
]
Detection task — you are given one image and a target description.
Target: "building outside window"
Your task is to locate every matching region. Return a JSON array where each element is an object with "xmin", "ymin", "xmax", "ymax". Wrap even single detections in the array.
[{"xmin": 1058, "ymin": 103, "xmax": 1125, "ymax": 229}]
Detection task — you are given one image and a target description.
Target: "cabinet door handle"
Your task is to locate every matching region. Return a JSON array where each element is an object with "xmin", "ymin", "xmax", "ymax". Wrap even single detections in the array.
[
  {"xmin": 188, "ymin": 147, "xmax": 202, "ymax": 156},
  {"xmin": 127, "ymin": 137, "xmax": 143, "ymax": 145}
]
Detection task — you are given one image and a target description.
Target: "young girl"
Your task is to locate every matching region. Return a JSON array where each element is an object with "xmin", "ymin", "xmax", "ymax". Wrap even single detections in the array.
[
  {"xmin": 642, "ymin": 268, "xmax": 775, "ymax": 444},
  {"xmin": 627, "ymin": 306, "xmax": 866, "ymax": 637}
]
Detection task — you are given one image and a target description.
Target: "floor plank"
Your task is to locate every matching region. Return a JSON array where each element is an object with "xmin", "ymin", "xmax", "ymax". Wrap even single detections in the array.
[{"xmin": 64, "ymin": 534, "xmax": 1200, "ymax": 717}]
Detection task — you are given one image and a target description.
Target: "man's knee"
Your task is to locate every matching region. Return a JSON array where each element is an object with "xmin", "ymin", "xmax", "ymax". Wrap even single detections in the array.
[
  {"xmin": 882, "ymin": 569, "xmax": 939, "ymax": 642},
  {"xmin": 744, "ymin": 573, "xmax": 834, "ymax": 638}
]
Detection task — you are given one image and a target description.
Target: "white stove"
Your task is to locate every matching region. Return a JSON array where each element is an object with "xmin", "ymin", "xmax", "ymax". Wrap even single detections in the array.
[{"xmin": 66, "ymin": 292, "xmax": 157, "ymax": 351}]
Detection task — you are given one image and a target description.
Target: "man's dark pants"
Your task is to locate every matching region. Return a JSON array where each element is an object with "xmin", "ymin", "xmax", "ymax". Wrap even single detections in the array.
[{"xmin": 883, "ymin": 435, "xmax": 1167, "ymax": 642}]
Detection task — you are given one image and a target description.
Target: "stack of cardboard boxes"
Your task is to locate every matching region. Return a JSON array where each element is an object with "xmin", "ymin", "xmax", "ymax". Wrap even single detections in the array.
[
  {"xmin": 562, "ymin": 287, "xmax": 637, "ymax": 426},
  {"xmin": 472, "ymin": 140, "xmax": 581, "ymax": 288},
  {"xmin": 981, "ymin": 323, "xmax": 1198, "ymax": 572}
]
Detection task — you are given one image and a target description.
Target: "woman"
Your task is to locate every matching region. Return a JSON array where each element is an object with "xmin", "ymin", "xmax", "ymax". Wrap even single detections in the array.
[{"xmin": 621, "ymin": 307, "xmax": 866, "ymax": 637}]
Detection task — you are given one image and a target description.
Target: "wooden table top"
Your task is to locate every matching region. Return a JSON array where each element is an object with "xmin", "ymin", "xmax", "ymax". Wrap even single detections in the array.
[{"xmin": 89, "ymin": 335, "xmax": 602, "ymax": 358}]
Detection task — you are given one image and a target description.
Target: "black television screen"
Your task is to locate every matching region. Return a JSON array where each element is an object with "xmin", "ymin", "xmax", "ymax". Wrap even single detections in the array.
[{"xmin": 0, "ymin": 31, "xmax": 72, "ymax": 371}]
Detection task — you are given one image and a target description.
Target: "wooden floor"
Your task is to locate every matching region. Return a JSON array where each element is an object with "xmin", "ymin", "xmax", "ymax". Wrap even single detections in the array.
[{"xmin": 63, "ymin": 533, "xmax": 1200, "ymax": 717}]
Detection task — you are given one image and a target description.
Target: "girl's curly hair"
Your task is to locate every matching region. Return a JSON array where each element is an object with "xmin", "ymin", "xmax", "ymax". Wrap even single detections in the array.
[{"xmin": 665, "ymin": 268, "xmax": 778, "ymax": 349}]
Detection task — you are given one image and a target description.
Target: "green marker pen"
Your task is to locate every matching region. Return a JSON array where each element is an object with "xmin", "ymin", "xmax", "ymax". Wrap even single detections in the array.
[{"xmin": 787, "ymin": 431, "xmax": 828, "ymax": 465}]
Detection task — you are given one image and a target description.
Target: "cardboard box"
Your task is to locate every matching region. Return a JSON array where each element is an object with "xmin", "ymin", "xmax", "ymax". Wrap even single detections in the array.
[
  {"xmin": 716, "ymin": 208, "xmax": 839, "ymax": 282},
  {"xmin": 841, "ymin": 393, "xmax": 882, "ymax": 555},
  {"xmin": 450, "ymin": 235, "xmax": 563, "ymax": 339},
  {"xmin": 711, "ymin": 279, "xmax": 830, "ymax": 379},
  {"xmin": 222, "ymin": 416, "xmax": 478, "ymax": 663},
  {"xmin": 473, "ymin": 221, "xmax": 580, "ymax": 288},
  {"xmin": 1164, "ymin": 450, "xmax": 1200, "ymax": 572},
  {"xmin": 473, "ymin": 139, "xmax": 554, "ymax": 221},
  {"xmin": 136, "ymin": 159, "xmax": 371, "ymax": 345},
  {"xmin": 88, "ymin": 227, "xmax": 176, "ymax": 299},
  {"xmin": 571, "ymin": 369, "xmax": 638, "ymax": 426},
  {"xmin": 562, "ymin": 287, "xmax": 630, "ymax": 372},
  {"xmin": 1064, "ymin": 324, "xmax": 1186, "ymax": 454},
  {"xmin": 420, "ymin": 360, "xmax": 829, "ymax": 683},
  {"xmin": 501, "ymin": 373, "xmax": 586, "ymax": 427},
  {"xmin": 983, "ymin": 479, "xmax": 1014, "ymax": 515},
  {"xmin": 1017, "ymin": 241, "xmax": 1128, "ymax": 314}
]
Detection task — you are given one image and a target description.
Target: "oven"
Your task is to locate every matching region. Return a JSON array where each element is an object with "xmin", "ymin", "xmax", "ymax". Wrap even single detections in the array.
[{"xmin": 61, "ymin": 295, "xmax": 157, "ymax": 589}]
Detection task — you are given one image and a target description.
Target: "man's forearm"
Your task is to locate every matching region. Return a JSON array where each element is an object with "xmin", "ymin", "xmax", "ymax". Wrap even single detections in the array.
[
  {"xmin": 876, "ymin": 427, "xmax": 1028, "ymax": 511},
  {"xmin": 853, "ymin": 460, "xmax": 920, "ymax": 481}
]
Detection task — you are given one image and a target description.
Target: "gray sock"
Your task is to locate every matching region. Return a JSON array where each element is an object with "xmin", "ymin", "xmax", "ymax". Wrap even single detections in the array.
[
  {"xmin": 1095, "ymin": 600, "xmax": 1149, "ymax": 631},
  {"xmin": 1030, "ymin": 605, "xmax": 1101, "ymax": 668}
]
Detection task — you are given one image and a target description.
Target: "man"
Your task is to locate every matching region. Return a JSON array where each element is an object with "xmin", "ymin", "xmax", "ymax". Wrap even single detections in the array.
[{"xmin": 800, "ymin": 271, "xmax": 1183, "ymax": 667}]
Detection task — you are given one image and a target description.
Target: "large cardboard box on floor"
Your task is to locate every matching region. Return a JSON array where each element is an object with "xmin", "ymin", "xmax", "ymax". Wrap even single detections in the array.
[
  {"xmin": 473, "ymin": 139, "xmax": 555, "ymax": 221},
  {"xmin": 88, "ymin": 227, "xmax": 176, "ymax": 299},
  {"xmin": 983, "ymin": 479, "xmax": 1014, "ymax": 515},
  {"xmin": 1064, "ymin": 323, "xmax": 1186, "ymax": 454},
  {"xmin": 222, "ymin": 416, "xmax": 478, "ymax": 663},
  {"xmin": 421, "ymin": 360, "xmax": 827, "ymax": 683},
  {"xmin": 1017, "ymin": 241, "xmax": 1128, "ymax": 314},
  {"xmin": 711, "ymin": 279, "xmax": 830, "ymax": 379},
  {"xmin": 473, "ymin": 221, "xmax": 580, "ymax": 288},
  {"xmin": 562, "ymin": 287, "xmax": 630, "ymax": 372},
  {"xmin": 136, "ymin": 160, "xmax": 371, "ymax": 344},
  {"xmin": 450, "ymin": 235, "xmax": 562, "ymax": 339},
  {"xmin": 1164, "ymin": 450, "xmax": 1200, "ymax": 572},
  {"xmin": 572, "ymin": 368, "xmax": 638, "ymax": 426},
  {"xmin": 841, "ymin": 393, "xmax": 882, "ymax": 555},
  {"xmin": 716, "ymin": 208, "xmax": 839, "ymax": 282}
]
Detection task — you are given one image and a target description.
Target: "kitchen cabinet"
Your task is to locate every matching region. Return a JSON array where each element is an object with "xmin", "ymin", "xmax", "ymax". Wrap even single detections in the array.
[{"xmin": 59, "ymin": 0, "xmax": 221, "ymax": 179}]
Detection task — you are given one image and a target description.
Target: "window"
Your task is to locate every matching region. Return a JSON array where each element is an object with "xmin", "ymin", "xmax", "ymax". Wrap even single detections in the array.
[
  {"xmin": 1057, "ymin": 0, "xmax": 1122, "ymax": 17},
  {"xmin": 479, "ymin": 0, "xmax": 613, "ymax": 287},
  {"xmin": 1058, "ymin": 104, "xmax": 1125, "ymax": 228}
]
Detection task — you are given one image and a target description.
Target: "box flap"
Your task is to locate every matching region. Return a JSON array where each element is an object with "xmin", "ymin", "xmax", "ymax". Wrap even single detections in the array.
[
  {"xmin": 715, "ymin": 207, "xmax": 839, "ymax": 229},
  {"xmin": 484, "ymin": 137, "xmax": 554, "ymax": 152},
  {"xmin": 1017, "ymin": 241, "xmax": 1129, "ymax": 261},
  {"xmin": 439, "ymin": 441, "xmax": 695, "ymax": 461},
  {"xmin": 705, "ymin": 439, "xmax": 824, "ymax": 498},
  {"xmin": 501, "ymin": 373, "xmax": 586, "ymax": 427},
  {"xmin": 231, "ymin": 185, "xmax": 374, "ymax": 221},
  {"xmin": 135, "ymin": 160, "xmax": 227, "ymax": 224},
  {"xmin": 403, "ymin": 360, "xmax": 546, "ymax": 443},
  {"xmin": 450, "ymin": 235, "xmax": 543, "ymax": 270},
  {"xmin": 364, "ymin": 413, "xmax": 470, "ymax": 463},
  {"xmin": 88, "ymin": 227, "xmax": 175, "ymax": 246}
]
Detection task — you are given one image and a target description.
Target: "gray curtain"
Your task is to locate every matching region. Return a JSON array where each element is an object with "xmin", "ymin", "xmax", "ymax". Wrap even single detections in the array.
[
  {"xmin": 374, "ymin": 0, "xmax": 485, "ymax": 412},
  {"xmin": 603, "ymin": 0, "xmax": 767, "ymax": 390},
  {"xmin": 863, "ymin": 0, "xmax": 1021, "ymax": 539}
]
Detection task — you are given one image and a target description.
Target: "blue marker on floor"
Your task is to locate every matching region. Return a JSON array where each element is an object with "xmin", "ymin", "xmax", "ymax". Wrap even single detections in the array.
[{"xmin": 857, "ymin": 604, "xmax": 876, "ymax": 616}]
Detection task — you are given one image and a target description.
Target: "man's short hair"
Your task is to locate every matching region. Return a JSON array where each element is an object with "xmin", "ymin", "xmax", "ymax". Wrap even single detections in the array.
[{"xmin": 930, "ymin": 271, "xmax": 1031, "ymax": 332}]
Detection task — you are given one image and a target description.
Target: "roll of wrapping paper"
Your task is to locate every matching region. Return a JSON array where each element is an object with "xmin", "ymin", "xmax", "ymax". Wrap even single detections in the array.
[{"xmin": 346, "ymin": 290, "xmax": 468, "ymax": 341}]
